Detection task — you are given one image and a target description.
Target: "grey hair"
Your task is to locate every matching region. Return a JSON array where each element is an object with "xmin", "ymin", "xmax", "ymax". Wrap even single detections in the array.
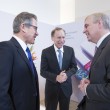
[
  {"xmin": 86, "ymin": 13, "xmax": 110, "ymax": 30},
  {"xmin": 51, "ymin": 27, "xmax": 66, "ymax": 37},
  {"xmin": 13, "ymin": 12, "xmax": 37, "ymax": 33}
]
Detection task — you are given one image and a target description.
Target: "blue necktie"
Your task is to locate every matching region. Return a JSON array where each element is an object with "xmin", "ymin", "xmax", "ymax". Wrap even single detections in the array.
[
  {"xmin": 26, "ymin": 47, "xmax": 37, "ymax": 79},
  {"xmin": 57, "ymin": 49, "xmax": 62, "ymax": 69}
]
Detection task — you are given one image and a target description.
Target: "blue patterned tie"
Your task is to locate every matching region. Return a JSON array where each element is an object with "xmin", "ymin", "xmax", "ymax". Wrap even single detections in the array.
[
  {"xmin": 57, "ymin": 49, "xmax": 62, "ymax": 69},
  {"xmin": 26, "ymin": 47, "xmax": 37, "ymax": 79}
]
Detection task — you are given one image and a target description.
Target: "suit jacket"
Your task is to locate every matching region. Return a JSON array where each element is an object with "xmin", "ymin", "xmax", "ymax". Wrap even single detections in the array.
[
  {"xmin": 77, "ymin": 35, "xmax": 110, "ymax": 110},
  {"xmin": 40, "ymin": 45, "xmax": 77, "ymax": 98},
  {"xmin": 0, "ymin": 37, "xmax": 39, "ymax": 110}
]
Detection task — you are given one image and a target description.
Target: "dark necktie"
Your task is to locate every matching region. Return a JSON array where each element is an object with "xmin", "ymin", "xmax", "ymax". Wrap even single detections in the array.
[
  {"xmin": 95, "ymin": 46, "xmax": 98, "ymax": 53},
  {"xmin": 57, "ymin": 49, "xmax": 62, "ymax": 69},
  {"xmin": 26, "ymin": 47, "xmax": 37, "ymax": 79}
]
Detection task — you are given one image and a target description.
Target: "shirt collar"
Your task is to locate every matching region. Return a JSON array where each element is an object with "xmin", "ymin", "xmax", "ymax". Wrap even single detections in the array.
[
  {"xmin": 13, "ymin": 35, "xmax": 27, "ymax": 51},
  {"xmin": 96, "ymin": 32, "xmax": 110, "ymax": 48},
  {"xmin": 54, "ymin": 44, "xmax": 64, "ymax": 53}
]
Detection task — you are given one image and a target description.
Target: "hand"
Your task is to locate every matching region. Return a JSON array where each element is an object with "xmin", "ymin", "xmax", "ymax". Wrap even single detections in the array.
[
  {"xmin": 60, "ymin": 71, "xmax": 67, "ymax": 82},
  {"xmin": 78, "ymin": 78, "xmax": 90, "ymax": 95},
  {"xmin": 56, "ymin": 70, "xmax": 67, "ymax": 83}
]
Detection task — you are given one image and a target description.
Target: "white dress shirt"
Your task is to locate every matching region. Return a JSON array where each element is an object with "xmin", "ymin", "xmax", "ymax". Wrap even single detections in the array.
[{"xmin": 54, "ymin": 45, "xmax": 64, "ymax": 62}]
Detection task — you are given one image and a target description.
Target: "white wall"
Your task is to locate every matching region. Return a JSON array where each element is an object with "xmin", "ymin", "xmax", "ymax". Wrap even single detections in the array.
[
  {"xmin": 60, "ymin": 0, "xmax": 75, "ymax": 24},
  {"xmin": 0, "ymin": 0, "xmax": 60, "ymax": 25},
  {"xmin": 1, "ymin": 0, "xmax": 110, "ymax": 25},
  {"xmin": 75, "ymin": 0, "xmax": 110, "ymax": 21},
  {"xmin": 0, "ymin": 11, "xmax": 14, "ymax": 41}
]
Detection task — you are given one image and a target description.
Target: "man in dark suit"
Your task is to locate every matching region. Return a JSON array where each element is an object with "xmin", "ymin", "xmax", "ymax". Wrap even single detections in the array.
[
  {"xmin": 77, "ymin": 13, "xmax": 110, "ymax": 110},
  {"xmin": 40, "ymin": 27, "xmax": 78, "ymax": 110},
  {"xmin": 0, "ymin": 12, "xmax": 40, "ymax": 110}
]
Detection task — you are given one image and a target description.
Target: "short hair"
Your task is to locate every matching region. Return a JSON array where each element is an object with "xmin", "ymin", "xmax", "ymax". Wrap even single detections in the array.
[
  {"xmin": 13, "ymin": 12, "xmax": 37, "ymax": 33},
  {"xmin": 86, "ymin": 13, "xmax": 110, "ymax": 30},
  {"xmin": 51, "ymin": 27, "xmax": 66, "ymax": 37}
]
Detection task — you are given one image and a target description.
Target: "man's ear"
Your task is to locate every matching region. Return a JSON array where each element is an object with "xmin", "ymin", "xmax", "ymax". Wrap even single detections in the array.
[
  {"xmin": 51, "ymin": 37, "xmax": 54, "ymax": 41},
  {"xmin": 20, "ymin": 23, "xmax": 27, "ymax": 33}
]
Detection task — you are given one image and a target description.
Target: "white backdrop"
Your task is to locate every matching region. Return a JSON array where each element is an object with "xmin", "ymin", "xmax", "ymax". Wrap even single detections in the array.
[{"xmin": 59, "ymin": 21, "xmax": 95, "ymax": 102}]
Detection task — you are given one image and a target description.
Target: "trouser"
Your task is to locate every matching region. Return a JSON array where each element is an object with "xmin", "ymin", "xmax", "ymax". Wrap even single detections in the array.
[{"xmin": 45, "ymin": 88, "xmax": 70, "ymax": 110}]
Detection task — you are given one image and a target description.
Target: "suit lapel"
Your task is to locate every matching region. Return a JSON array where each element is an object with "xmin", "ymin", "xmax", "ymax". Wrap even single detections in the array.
[
  {"xmin": 91, "ymin": 35, "xmax": 110, "ymax": 67},
  {"xmin": 62, "ymin": 46, "xmax": 66, "ymax": 70},
  {"xmin": 10, "ymin": 37, "xmax": 37, "ymax": 90},
  {"xmin": 91, "ymin": 47, "xmax": 102, "ymax": 66},
  {"xmin": 50, "ymin": 45, "xmax": 60, "ymax": 69},
  {"xmin": 10, "ymin": 37, "xmax": 34, "ymax": 75}
]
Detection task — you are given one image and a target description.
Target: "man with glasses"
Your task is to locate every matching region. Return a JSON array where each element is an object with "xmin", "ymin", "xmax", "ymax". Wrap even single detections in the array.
[{"xmin": 0, "ymin": 12, "xmax": 40, "ymax": 110}]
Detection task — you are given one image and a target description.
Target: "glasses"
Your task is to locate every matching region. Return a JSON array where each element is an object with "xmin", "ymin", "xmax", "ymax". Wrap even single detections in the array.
[{"xmin": 24, "ymin": 23, "xmax": 38, "ymax": 31}]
